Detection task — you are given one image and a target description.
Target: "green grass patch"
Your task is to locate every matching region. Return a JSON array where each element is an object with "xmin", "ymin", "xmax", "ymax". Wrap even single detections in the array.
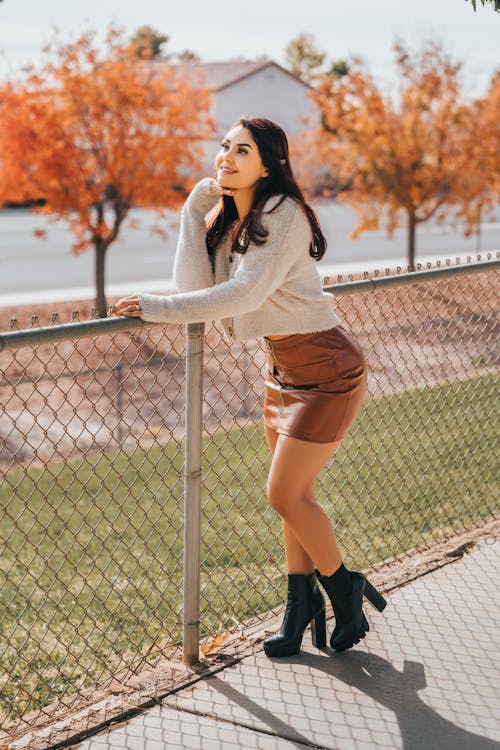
[{"xmin": 0, "ymin": 374, "xmax": 498, "ymax": 720}]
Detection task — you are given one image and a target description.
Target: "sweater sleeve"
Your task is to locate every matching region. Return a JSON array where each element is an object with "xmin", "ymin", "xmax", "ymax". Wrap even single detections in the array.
[
  {"xmin": 138, "ymin": 198, "xmax": 306, "ymax": 325},
  {"xmin": 172, "ymin": 178, "xmax": 219, "ymax": 293}
]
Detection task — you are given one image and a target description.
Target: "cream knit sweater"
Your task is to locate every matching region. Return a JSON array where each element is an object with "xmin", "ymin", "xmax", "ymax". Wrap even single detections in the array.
[{"xmin": 137, "ymin": 178, "xmax": 340, "ymax": 342}]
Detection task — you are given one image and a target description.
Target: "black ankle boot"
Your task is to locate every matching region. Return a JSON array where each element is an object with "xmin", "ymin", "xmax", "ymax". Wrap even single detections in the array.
[
  {"xmin": 263, "ymin": 573, "xmax": 327, "ymax": 657},
  {"xmin": 317, "ymin": 569, "xmax": 387, "ymax": 652}
]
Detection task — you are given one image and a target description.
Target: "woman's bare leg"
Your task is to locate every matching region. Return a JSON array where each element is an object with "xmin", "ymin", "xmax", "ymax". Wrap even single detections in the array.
[
  {"xmin": 265, "ymin": 426, "xmax": 315, "ymax": 573},
  {"xmin": 264, "ymin": 426, "xmax": 343, "ymax": 576}
]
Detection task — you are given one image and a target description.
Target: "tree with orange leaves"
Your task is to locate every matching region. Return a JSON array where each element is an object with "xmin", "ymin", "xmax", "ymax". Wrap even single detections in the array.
[
  {"xmin": 0, "ymin": 27, "xmax": 212, "ymax": 316},
  {"xmin": 454, "ymin": 71, "xmax": 500, "ymax": 247},
  {"xmin": 311, "ymin": 41, "xmax": 476, "ymax": 270}
]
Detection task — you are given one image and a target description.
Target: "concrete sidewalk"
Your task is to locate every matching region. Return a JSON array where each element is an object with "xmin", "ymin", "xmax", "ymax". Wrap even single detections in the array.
[{"xmin": 75, "ymin": 540, "xmax": 500, "ymax": 750}]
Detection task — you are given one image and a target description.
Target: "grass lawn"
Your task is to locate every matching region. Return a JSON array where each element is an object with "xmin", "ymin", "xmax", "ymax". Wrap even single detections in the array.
[{"xmin": 1, "ymin": 374, "xmax": 498, "ymax": 719}]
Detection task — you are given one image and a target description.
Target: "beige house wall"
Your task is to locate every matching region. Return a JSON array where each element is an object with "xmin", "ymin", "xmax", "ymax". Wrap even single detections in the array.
[{"xmin": 200, "ymin": 63, "xmax": 317, "ymax": 171}]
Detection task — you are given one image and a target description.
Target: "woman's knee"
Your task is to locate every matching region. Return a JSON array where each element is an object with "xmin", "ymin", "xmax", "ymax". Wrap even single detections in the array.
[
  {"xmin": 266, "ymin": 477, "xmax": 311, "ymax": 517},
  {"xmin": 266, "ymin": 483, "xmax": 286, "ymax": 515}
]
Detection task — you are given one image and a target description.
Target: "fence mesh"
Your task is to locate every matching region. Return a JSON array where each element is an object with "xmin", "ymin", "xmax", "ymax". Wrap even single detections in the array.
[{"xmin": 0, "ymin": 262, "xmax": 499, "ymax": 735}]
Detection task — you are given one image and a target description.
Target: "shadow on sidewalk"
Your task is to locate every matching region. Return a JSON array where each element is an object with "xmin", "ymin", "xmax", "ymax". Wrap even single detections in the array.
[{"xmin": 209, "ymin": 649, "xmax": 498, "ymax": 750}]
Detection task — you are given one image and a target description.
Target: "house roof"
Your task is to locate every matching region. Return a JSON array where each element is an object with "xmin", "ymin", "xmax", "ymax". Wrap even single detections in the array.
[{"xmin": 153, "ymin": 59, "xmax": 311, "ymax": 92}]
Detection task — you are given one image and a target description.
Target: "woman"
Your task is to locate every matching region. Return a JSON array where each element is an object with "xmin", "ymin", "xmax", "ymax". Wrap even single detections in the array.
[{"xmin": 109, "ymin": 116, "xmax": 387, "ymax": 657}]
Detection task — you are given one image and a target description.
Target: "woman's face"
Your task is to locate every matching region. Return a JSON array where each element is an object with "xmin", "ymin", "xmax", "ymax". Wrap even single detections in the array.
[{"xmin": 215, "ymin": 124, "xmax": 268, "ymax": 192}]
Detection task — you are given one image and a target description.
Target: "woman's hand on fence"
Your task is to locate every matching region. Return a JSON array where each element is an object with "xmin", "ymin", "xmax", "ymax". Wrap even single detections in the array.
[{"xmin": 107, "ymin": 295, "xmax": 142, "ymax": 318}]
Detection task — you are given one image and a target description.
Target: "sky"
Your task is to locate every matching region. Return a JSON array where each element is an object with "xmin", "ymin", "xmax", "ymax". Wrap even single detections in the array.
[{"xmin": 0, "ymin": 0, "xmax": 499, "ymax": 95}]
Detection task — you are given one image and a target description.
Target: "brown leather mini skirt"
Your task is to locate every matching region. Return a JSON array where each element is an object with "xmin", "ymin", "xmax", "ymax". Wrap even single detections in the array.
[{"xmin": 263, "ymin": 326, "xmax": 367, "ymax": 443}]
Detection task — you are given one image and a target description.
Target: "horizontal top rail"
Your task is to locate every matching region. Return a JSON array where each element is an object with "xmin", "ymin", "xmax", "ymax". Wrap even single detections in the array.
[
  {"xmin": 1, "ymin": 256, "xmax": 499, "ymax": 352},
  {"xmin": 0, "ymin": 314, "xmax": 145, "ymax": 352},
  {"xmin": 324, "ymin": 256, "xmax": 500, "ymax": 295}
]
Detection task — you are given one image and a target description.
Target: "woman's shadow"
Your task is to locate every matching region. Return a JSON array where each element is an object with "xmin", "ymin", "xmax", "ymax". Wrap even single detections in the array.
[{"xmin": 208, "ymin": 648, "xmax": 499, "ymax": 749}]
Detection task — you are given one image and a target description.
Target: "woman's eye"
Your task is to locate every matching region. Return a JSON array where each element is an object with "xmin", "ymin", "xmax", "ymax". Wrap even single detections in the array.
[{"xmin": 219, "ymin": 143, "xmax": 247, "ymax": 155}]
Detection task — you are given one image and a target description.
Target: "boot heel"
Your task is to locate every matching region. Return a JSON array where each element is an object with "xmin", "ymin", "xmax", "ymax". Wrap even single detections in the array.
[
  {"xmin": 363, "ymin": 579, "xmax": 387, "ymax": 612},
  {"xmin": 310, "ymin": 609, "xmax": 327, "ymax": 648}
]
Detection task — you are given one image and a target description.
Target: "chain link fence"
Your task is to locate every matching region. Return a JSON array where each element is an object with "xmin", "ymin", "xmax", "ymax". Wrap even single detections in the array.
[{"xmin": 0, "ymin": 258, "xmax": 499, "ymax": 739}]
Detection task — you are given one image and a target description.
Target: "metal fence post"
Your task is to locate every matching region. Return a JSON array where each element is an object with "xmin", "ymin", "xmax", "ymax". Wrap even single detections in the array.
[{"xmin": 182, "ymin": 322, "xmax": 205, "ymax": 665}]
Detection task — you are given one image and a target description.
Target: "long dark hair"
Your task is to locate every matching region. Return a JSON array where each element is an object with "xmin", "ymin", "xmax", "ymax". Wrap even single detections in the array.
[{"xmin": 206, "ymin": 116, "xmax": 326, "ymax": 262}]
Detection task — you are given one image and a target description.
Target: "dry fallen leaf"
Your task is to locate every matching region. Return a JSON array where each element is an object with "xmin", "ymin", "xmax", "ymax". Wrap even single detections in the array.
[{"xmin": 200, "ymin": 629, "xmax": 231, "ymax": 655}]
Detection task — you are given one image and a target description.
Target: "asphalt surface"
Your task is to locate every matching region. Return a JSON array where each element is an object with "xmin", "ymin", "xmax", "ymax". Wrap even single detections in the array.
[{"xmin": 1, "ymin": 203, "xmax": 499, "ymax": 307}]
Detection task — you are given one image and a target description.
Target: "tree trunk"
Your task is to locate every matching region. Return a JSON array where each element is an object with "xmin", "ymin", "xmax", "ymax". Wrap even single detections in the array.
[
  {"xmin": 407, "ymin": 212, "xmax": 416, "ymax": 272},
  {"xmin": 94, "ymin": 239, "xmax": 108, "ymax": 317},
  {"xmin": 475, "ymin": 205, "xmax": 483, "ymax": 253}
]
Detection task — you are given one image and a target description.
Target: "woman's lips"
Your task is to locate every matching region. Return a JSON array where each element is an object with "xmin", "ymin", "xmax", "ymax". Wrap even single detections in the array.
[{"xmin": 219, "ymin": 166, "xmax": 237, "ymax": 174}]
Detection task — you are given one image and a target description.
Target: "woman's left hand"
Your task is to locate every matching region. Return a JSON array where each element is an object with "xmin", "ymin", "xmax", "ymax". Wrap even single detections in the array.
[{"xmin": 108, "ymin": 295, "xmax": 142, "ymax": 317}]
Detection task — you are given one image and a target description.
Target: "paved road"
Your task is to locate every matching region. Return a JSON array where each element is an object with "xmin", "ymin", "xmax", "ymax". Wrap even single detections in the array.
[{"xmin": 1, "ymin": 202, "xmax": 499, "ymax": 306}]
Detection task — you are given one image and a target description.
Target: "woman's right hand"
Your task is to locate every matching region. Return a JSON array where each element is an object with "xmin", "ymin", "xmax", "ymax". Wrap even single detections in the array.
[
  {"xmin": 207, "ymin": 178, "xmax": 234, "ymax": 198},
  {"xmin": 184, "ymin": 177, "xmax": 234, "ymax": 216}
]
